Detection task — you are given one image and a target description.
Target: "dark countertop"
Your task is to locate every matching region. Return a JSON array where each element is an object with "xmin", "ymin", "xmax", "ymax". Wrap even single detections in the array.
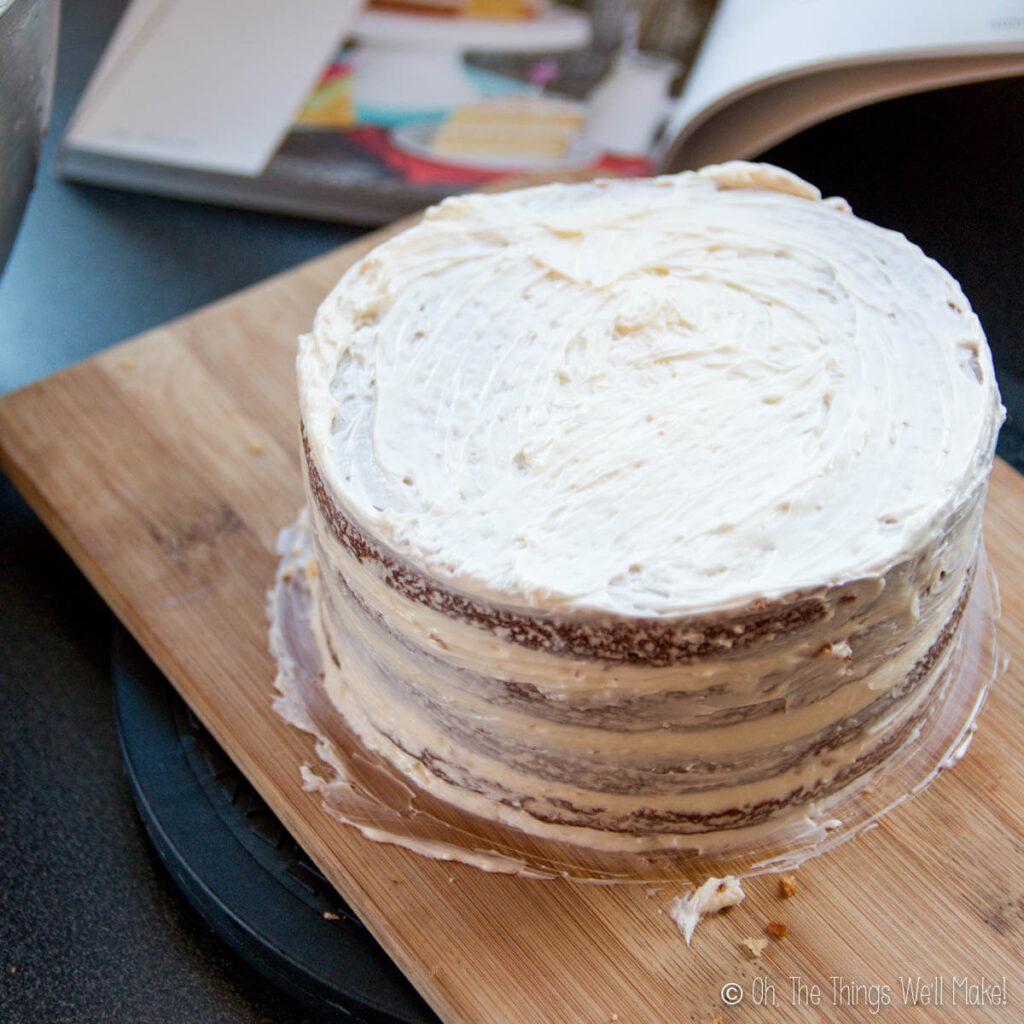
[{"xmin": 1, "ymin": 3, "xmax": 1022, "ymax": 1021}]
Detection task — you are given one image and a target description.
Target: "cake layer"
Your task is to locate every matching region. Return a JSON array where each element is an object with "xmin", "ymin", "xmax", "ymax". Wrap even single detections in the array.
[
  {"xmin": 301, "ymin": 442, "xmax": 980, "ymax": 835},
  {"xmin": 299, "ymin": 163, "xmax": 1001, "ymax": 620}
]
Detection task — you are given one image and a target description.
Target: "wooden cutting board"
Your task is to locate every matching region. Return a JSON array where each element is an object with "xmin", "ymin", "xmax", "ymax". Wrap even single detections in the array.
[{"xmin": 2, "ymin": 224, "xmax": 1022, "ymax": 1024}]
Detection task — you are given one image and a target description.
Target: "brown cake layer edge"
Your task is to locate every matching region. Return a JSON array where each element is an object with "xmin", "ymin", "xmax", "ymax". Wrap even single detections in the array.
[
  {"xmin": 303, "ymin": 423, "xmax": 840, "ymax": 666},
  {"xmin": 316, "ymin": 562, "xmax": 971, "ymax": 814}
]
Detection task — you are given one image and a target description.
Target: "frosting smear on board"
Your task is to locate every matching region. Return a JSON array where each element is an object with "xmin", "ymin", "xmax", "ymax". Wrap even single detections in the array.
[{"xmin": 300, "ymin": 162, "xmax": 1001, "ymax": 617}]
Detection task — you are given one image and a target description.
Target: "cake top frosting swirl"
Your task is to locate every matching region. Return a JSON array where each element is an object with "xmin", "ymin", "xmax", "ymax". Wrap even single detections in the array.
[{"xmin": 298, "ymin": 162, "xmax": 1002, "ymax": 617}]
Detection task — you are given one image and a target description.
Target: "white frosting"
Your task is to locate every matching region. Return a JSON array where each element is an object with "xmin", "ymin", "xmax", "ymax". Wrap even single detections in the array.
[
  {"xmin": 284, "ymin": 164, "xmax": 1004, "ymax": 862},
  {"xmin": 299, "ymin": 162, "xmax": 1002, "ymax": 617},
  {"xmin": 667, "ymin": 875, "xmax": 745, "ymax": 944}
]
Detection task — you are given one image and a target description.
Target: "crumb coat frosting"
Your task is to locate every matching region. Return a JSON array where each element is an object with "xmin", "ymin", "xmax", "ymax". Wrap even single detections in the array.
[
  {"xmin": 298, "ymin": 162, "xmax": 1002, "ymax": 618},
  {"xmin": 286, "ymin": 164, "xmax": 1004, "ymax": 855}
]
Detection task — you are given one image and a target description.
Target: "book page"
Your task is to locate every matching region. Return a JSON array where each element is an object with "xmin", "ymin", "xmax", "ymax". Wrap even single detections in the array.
[
  {"xmin": 75, "ymin": 0, "xmax": 164, "ymax": 98},
  {"xmin": 669, "ymin": 51, "xmax": 1024, "ymax": 170},
  {"xmin": 66, "ymin": 0, "xmax": 365, "ymax": 176},
  {"xmin": 663, "ymin": 0, "xmax": 1024, "ymax": 157}
]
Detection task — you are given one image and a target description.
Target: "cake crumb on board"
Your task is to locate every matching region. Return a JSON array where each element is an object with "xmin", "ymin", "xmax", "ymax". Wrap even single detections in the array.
[{"xmin": 778, "ymin": 873, "xmax": 798, "ymax": 898}]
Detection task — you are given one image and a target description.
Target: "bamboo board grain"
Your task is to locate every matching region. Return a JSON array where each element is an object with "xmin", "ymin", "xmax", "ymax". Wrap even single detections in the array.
[{"xmin": 2, "ymin": 228, "xmax": 1023, "ymax": 1024}]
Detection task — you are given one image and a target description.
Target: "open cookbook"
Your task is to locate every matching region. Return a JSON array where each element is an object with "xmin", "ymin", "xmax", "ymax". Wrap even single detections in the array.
[{"xmin": 58, "ymin": 0, "xmax": 1024, "ymax": 225}]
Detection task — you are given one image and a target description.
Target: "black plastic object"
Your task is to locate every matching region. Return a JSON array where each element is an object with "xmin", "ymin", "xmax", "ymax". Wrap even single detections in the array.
[{"xmin": 111, "ymin": 626, "xmax": 441, "ymax": 1024}]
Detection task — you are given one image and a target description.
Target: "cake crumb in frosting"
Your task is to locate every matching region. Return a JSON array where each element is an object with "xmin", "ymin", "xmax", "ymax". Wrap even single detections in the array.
[
  {"xmin": 668, "ymin": 876, "xmax": 745, "ymax": 944},
  {"xmin": 821, "ymin": 640, "xmax": 853, "ymax": 661},
  {"xmin": 741, "ymin": 936, "xmax": 769, "ymax": 958}
]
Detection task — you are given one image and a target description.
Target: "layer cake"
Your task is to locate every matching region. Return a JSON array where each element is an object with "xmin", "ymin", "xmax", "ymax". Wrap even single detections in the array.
[{"xmin": 292, "ymin": 163, "xmax": 1003, "ymax": 851}]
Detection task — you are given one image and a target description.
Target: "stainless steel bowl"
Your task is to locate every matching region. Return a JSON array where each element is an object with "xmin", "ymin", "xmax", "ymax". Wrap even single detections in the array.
[{"xmin": 0, "ymin": 0, "xmax": 59, "ymax": 276}]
